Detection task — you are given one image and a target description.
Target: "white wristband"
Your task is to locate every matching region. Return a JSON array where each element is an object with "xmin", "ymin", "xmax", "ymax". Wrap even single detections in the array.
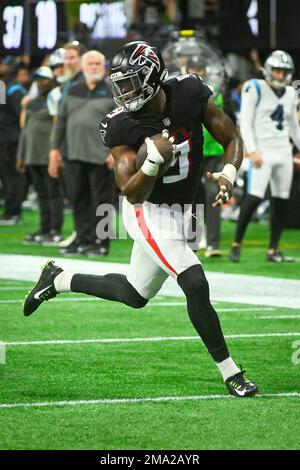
[
  {"xmin": 145, "ymin": 137, "xmax": 164, "ymax": 165},
  {"xmin": 141, "ymin": 158, "xmax": 160, "ymax": 177},
  {"xmin": 220, "ymin": 164, "xmax": 237, "ymax": 185}
]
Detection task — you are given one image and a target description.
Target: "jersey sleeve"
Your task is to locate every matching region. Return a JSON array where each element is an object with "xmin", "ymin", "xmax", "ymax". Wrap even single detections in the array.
[
  {"xmin": 99, "ymin": 107, "xmax": 143, "ymax": 150},
  {"xmin": 240, "ymin": 80, "xmax": 259, "ymax": 154},
  {"xmin": 99, "ymin": 108, "xmax": 125, "ymax": 148},
  {"xmin": 179, "ymin": 74, "xmax": 213, "ymax": 117}
]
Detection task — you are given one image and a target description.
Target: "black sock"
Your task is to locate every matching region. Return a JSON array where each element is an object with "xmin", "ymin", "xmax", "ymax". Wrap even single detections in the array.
[
  {"xmin": 235, "ymin": 194, "xmax": 262, "ymax": 244},
  {"xmin": 71, "ymin": 273, "xmax": 148, "ymax": 309},
  {"xmin": 177, "ymin": 264, "xmax": 229, "ymax": 362},
  {"xmin": 269, "ymin": 197, "xmax": 289, "ymax": 250}
]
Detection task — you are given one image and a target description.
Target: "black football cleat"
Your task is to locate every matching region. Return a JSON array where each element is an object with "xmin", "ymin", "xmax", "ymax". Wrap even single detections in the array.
[
  {"xmin": 266, "ymin": 251, "xmax": 294, "ymax": 263},
  {"xmin": 225, "ymin": 369, "xmax": 258, "ymax": 397},
  {"xmin": 229, "ymin": 245, "xmax": 241, "ymax": 262},
  {"xmin": 23, "ymin": 261, "xmax": 63, "ymax": 317}
]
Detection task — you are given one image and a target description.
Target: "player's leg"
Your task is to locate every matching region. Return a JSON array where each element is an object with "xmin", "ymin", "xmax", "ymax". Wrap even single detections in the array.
[
  {"xmin": 66, "ymin": 161, "xmax": 92, "ymax": 247},
  {"xmin": 23, "ymin": 250, "xmax": 149, "ymax": 317},
  {"xmin": 267, "ymin": 155, "xmax": 294, "ymax": 262},
  {"xmin": 122, "ymin": 200, "xmax": 258, "ymax": 396},
  {"xmin": 23, "ymin": 200, "xmax": 169, "ymax": 316},
  {"xmin": 126, "ymin": 241, "xmax": 169, "ymax": 299},
  {"xmin": 70, "ymin": 239, "xmax": 168, "ymax": 303},
  {"xmin": 45, "ymin": 167, "xmax": 64, "ymax": 237},
  {"xmin": 87, "ymin": 162, "xmax": 113, "ymax": 253},
  {"xmin": 229, "ymin": 159, "xmax": 271, "ymax": 262},
  {"xmin": 177, "ymin": 263, "xmax": 257, "ymax": 396},
  {"xmin": 28, "ymin": 165, "xmax": 52, "ymax": 236}
]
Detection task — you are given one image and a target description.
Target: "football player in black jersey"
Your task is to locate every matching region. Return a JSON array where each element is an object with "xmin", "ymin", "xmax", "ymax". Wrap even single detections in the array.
[{"xmin": 24, "ymin": 42, "xmax": 258, "ymax": 397}]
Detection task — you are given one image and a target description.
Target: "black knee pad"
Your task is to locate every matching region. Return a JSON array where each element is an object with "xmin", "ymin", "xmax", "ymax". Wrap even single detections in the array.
[
  {"xmin": 177, "ymin": 264, "xmax": 209, "ymax": 300},
  {"xmin": 129, "ymin": 292, "xmax": 149, "ymax": 309}
]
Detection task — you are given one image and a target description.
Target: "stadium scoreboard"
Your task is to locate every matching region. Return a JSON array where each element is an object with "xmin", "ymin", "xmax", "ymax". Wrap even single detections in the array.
[{"xmin": 0, "ymin": 0, "xmax": 127, "ymax": 55}]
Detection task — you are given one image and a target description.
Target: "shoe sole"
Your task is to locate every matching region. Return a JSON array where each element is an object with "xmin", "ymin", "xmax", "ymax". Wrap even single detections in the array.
[{"xmin": 58, "ymin": 232, "xmax": 77, "ymax": 248}]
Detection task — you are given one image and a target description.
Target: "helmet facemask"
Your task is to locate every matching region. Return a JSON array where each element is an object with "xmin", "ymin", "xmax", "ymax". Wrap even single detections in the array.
[
  {"xmin": 269, "ymin": 68, "xmax": 293, "ymax": 89},
  {"xmin": 108, "ymin": 65, "xmax": 162, "ymax": 112}
]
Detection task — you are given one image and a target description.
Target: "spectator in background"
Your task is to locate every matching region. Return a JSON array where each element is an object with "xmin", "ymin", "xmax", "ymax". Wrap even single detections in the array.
[
  {"xmin": 60, "ymin": 42, "xmax": 85, "ymax": 94},
  {"xmin": 15, "ymin": 65, "xmax": 32, "ymax": 91},
  {"xmin": 51, "ymin": 50, "xmax": 114, "ymax": 256},
  {"xmin": 0, "ymin": 62, "xmax": 30, "ymax": 225},
  {"xmin": 48, "ymin": 42, "xmax": 84, "ymax": 193},
  {"xmin": 47, "ymin": 48, "xmax": 66, "ymax": 175},
  {"xmin": 16, "ymin": 67, "xmax": 64, "ymax": 246},
  {"xmin": 0, "ymin": 56, "xmax": 13, "ymax": 82}
]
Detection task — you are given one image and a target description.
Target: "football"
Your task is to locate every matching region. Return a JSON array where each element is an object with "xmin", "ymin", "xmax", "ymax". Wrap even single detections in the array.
[
  {"xmin": 135, "ymin": 133, "xmax": 174, "ymax": 178},
  {"xmin": 293, "ymin": 153, "xmax": 300, "ymax": 173}
]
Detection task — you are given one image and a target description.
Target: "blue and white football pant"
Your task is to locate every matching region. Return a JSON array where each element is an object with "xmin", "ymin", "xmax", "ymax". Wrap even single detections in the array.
[{"xmin": 247, "ymin": 145, "xmax": 293, "ymax": 200}]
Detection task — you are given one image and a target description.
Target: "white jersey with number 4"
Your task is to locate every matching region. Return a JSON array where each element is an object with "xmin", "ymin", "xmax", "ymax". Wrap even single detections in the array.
[{"xmin": 240, "ymin": 79, "xmax": 300, "ymax": 153}]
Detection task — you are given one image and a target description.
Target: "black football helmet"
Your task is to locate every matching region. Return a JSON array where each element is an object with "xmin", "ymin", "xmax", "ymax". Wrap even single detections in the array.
[{"xmin": 107, "ymin": 41, "xmax": 168, "ymax": 112}]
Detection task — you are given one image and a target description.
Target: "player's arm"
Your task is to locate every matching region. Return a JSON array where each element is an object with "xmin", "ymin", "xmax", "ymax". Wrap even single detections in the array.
[
  {"xmin": 240, "ymin": 81, "xmax": 263, "ymax": 167},
  {"xmin": 111, "ymin": 145, "xmax": 157, "ymax": 204},
  {"xmin": 111, "ymin": 130, "xmax": 174, "ymax": 204},
  {"xmin": 48, "ymin": 99, "xmax": 67, "ymax": 178},
  {"xmin": 203, "ymin": 99, "xmax": 243, "ymax": 206}
]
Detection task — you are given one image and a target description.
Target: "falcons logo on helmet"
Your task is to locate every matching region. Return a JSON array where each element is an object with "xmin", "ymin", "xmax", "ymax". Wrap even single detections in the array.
[{"xmin": 129, "ymin": 44, "xmax": 160, "ymax": 72}]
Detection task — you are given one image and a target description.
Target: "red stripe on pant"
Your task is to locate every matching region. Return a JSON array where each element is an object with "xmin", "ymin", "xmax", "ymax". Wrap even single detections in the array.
[{"xmin": 135, "ymin": 207, "xmax": 178, "ymax": 276}]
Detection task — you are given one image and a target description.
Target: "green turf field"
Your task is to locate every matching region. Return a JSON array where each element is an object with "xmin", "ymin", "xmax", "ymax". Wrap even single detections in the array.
[
  {"xmin": 0, "ymin": 208, "xmax": 300, "ymax": 278},
  {"xmin": 0, "ymin": 209, "xmax": 300, "ymax": 450}
]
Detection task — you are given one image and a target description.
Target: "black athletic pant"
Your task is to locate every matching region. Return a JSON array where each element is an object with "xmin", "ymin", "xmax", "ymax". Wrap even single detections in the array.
[
  {"xmin": 28, "ymin": 165, "xmax": 63, "ymax": 233},
  {"xmin": 269, "ymin": 197, "xmax": 289, "ymax": 250},
  {"xmin": 66, "ymin": 161, "xmax": 113, "ymax": 246},
  {"xmin": 234, "ymin": 194, "xmax": 262, "ymax": 244},
  {"xmin": 71, "ymin": 264, "xmax": 229, "ymax": 363},
  {"xmin": 0, "ymin": 142, "xmax": 27, "ymax": 216},
  {"xmin": 234, "ymin": 194, "xmax": 289, "ymax": 250}
]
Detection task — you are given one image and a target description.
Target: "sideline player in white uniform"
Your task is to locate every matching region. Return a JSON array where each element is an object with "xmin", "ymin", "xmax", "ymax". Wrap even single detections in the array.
[
  {"xmin": 230, "ymin": 50, "xmax": 300, "ymax": 262},
  {"xmin": 23, "ymin": 41, "xmax": 258, "ymax": 397}
]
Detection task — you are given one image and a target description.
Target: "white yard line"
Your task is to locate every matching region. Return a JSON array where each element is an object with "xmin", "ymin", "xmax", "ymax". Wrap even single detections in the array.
[
  {"xmin": 0, "ymin": 392, "xmax": 299, "ymax": 410},
  {"xmin": 1, "ymin": 254, "xmax": 300, "ymax": 309},
  {"xmin": 0, "ymin": 298, "xmax": 275, "ymax": 313},
  {"xmin": 0, "ymin": 287, "xmax": 29, "ymax": 291},
  {"xmin": 3, "ymin": 332, "xmax": 300, "ymax": 347},
  {"xmin": 258, "ymin": 315, "xmax": 300, "ymax": 320}
]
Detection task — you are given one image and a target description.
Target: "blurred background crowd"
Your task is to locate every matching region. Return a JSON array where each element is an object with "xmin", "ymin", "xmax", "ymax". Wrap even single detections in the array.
[{"xmin": 0, "ymin": 0, "xmax": 300, "ymax": 258}]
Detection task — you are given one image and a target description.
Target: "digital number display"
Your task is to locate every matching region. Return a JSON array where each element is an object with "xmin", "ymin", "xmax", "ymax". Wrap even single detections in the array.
[
  {"xmin": 35, "ymin": 0, "xmax": 57, "ymax": 49},
  {"xmin": 2, "ymin": 4, "xmax": 24, "ymax": 50},
  {"xmin": 0, "ymin": 1, "xmax": 126, "ymax": 55}
]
